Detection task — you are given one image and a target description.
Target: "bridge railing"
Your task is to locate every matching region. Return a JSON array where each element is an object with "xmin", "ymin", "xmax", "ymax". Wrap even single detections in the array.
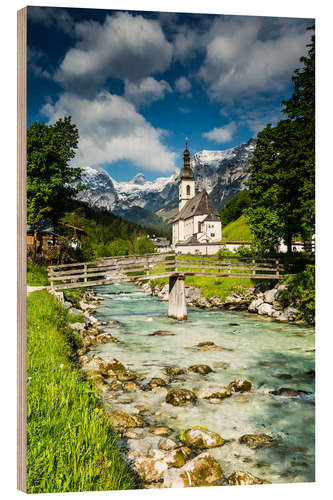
[{"xmin": 48, "ymin": 253, "xmax": 286, "ymax": 290}]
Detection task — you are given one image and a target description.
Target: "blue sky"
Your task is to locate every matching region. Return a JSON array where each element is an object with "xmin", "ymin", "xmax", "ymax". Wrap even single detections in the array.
[{"xmin": 27, "ymin": 7, "xmax": 314, "ymax": 181}]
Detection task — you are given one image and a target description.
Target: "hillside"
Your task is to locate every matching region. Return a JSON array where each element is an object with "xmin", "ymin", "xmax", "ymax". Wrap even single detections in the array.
[
  {"xmin": 113, "ymin": 206, "xmax": 171, "ymax": 233},
  {"xmin": 222, "ymin": 215, "xmax": 253, "ymax": 241}
]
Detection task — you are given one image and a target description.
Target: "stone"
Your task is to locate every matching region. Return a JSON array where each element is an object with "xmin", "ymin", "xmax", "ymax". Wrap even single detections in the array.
[
  {"xmin": 149, "ymin": 330, "xmax": 175, "ymax": 336},
  {"xmin": 164, "ymin": 449, "xmax": 187, "ymax": 468},
  {"xmin": 69, "ymin": 307, "xmax": 82, "ymax": 316},
  {"xmin": 228, "ymin": 470, "xmax": 264, "ymax": 485},
  {"xmin": 275, "ymin": 284, "xmax": 288, "ymax": 300},
  {"xmin": 248, "ymin": 297, "xmax": 264, "ymax": 312},
  {"xmin": 282, "ymin": 306, "xmax": 298, "ymax": 321},
  {"xmin": 181, "ymin": 427, "xmax": 224, "ymax": 449},
  {"xmin": 133, "ymin": 455, "xmax": 168, "ymax": 483},
  {"xmin": 210, "ymin": 296, "xmax": 223, "ymax": 307},
  {"xmin": 148, "ymin": 377, "xmax": 168, "ymax": 388},
  {"xmin": 159, "ymin": 438, "xmax": 178, "ymax": 450},
  {"xmin": 166, "ymin": 389, "xmax": 197, "ymax": 406},
  {"xmin": 187, "ymin": 364, "xmax": 213, "ymax": 375},
  {"xmin": 69, "ymin": 322, "xmax": 86, "ymax": 331},
  {"xmin": 109, "ymin": 410, "xmax": 145, "ymax": 429},
  {"xmin": 257, "ymin": 303, "xmax": 275, "ymax": 316},
  {"xmin": 123, "ymin": 381, "xmax": 141, "ymax": 391},
  {"xmin": 264, "ymin": 288, "xmax": 277, "ymax": 304},
  {"xmin": 192, "ymin": 341, "xmax": 228, "ymax": 352},
  {"xmin": 163, "ymin": 453, "xmax": 224, "ymax": 488},
  {"xmin": 165, "ymin": 366, "xmax": 186, "ymax": 376},
  {"xmin": 150, "ymin": 427, "xmax": 173, "ymax": 437},
  {"xmin": 228, "ymin": 379, "xmax": 252, "ymax": 393},
  {"xmin": 117, "ymin": 370, "xmax": 137, "ymax": 382},
  {"xmin": 239, "ymin": 434, "xmax": 276, "ymax": 449},
  {"xmin": 196, "ymin": 385, "xmax": 231, "ymax": 400},
  {"xmin": 270, "ymin": 387, "xmax": 311, "ymax": 397}
]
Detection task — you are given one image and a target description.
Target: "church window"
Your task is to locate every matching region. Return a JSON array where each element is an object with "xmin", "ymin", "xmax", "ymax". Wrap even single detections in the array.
[
  {"xmin": 186, "ymin": 185, "xmax": 191, "ymax": 196},
  {"xmin": 211, "ymin": 233, "xmax": 215, "ymax": 237}
]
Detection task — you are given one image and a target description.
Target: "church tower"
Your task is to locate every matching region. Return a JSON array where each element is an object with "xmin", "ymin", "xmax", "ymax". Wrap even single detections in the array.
[{"xmin": 179, "ymin": 139, "xmax": 195, "ymax": 211}]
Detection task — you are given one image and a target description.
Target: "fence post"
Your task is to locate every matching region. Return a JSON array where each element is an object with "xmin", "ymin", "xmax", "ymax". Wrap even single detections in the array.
[
  {"xmin": 252, "ymin": 259, "xmax": 255, "ymax": 276},
  {"xmin": 228, "ymin": 258, "xmax": 231, "ymax": 275},
  {"xmin": 175, "ymin": 254, "xmax": 178, "ymax": 273},
  {"xmin": 201, "ymin": 255, "xmax": 205, "ymax": 273},
  {"xmin": 146, "ymin": 256, "xmax": 150, "ymax": 276},
  {"xmin": 84, "ymin": 263, "xmax": 87, "ymax": 282},
  {"xmin": 276, "ymin": 259, "xmax": 279, "ymax": 277}
]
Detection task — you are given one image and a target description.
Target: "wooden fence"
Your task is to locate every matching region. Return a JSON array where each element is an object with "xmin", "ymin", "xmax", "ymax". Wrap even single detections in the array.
[{"xmin": 48, "ymin": 253, "xmax": 286, "ymax": 290}]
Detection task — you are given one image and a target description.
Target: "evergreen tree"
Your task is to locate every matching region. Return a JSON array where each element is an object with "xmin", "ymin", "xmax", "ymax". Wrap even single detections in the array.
[{"xmin": 246, "ymin": 26, "xmax": 315, "ymax": 254}]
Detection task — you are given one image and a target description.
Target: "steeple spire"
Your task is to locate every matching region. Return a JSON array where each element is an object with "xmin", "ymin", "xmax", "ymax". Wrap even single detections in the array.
[{"xmin": 181, "ymin": 138, "xmax": 193, "ymax": 179}]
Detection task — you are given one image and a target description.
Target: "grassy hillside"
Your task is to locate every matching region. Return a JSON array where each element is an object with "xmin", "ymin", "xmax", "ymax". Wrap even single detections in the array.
[
  {"xmin": 222, "ymin": 215, "xmax": 253, "ymax": 241},
  {"xmin": 27, "ymin": 290, "xmax": 136, "ymax": 493}
]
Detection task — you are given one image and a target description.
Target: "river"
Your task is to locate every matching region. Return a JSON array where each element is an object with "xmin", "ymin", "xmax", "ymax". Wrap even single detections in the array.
[{"xmin": 90, "ymin": 282, "xmax": 315, "ymax": 485}]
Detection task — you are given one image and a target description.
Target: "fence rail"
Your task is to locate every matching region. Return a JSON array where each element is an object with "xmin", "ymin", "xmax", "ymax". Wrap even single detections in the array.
[{"xmin": 48, "ymin": 253, "xmax": 285, "ymax": 290}]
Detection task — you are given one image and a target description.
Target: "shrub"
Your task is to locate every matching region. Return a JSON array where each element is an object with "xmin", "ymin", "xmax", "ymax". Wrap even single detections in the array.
[{"xmin": 279, "ymin": 265, "xmax": 315, "ymax": 324}]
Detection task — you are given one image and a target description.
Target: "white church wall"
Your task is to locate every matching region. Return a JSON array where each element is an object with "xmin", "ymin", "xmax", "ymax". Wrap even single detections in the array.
[{"xmin": 175, "ymin": 244, "xmax": 222, "ymax": 255}]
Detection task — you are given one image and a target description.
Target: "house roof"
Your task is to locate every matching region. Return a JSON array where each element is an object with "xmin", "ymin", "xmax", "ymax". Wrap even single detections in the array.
[{"xmin": 173, "ymin": 190, "xmax": 221, "ymax": 222}]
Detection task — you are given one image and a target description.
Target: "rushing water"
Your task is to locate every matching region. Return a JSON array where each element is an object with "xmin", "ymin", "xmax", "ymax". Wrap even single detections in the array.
[{"xmin": 91, "ymin": 282, "xmax": 315, "ymax": 485}]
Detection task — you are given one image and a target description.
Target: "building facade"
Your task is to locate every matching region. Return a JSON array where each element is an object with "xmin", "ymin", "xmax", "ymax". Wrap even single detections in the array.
[{"xmin": 172, "ymin": 142, "xmax": 222, "ymax": 254}]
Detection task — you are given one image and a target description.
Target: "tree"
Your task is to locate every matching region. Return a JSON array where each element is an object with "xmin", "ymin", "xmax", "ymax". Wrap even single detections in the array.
[
  {"xmin": 132, "ymin": 236, "xmax": 156, "ymax": 255},
  {"xmin": 27, "ymin": 116, "xmax": 83, "ymax": 258},
  {"xmin": 246, "ymin": 26, "xmax": 315, "ymax": 254}
]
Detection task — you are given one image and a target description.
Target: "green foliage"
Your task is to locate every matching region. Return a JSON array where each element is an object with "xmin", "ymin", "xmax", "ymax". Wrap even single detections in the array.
[
  {"xmin": 220, "ymin": 191, "xmax": 251, "ymax": 226},
  {"xmin": 27, "ymin": 291, "xmax": 136, "ymax": 493},
  {"xmin": 63, "ymin": 288, "xmax": 85, "ymax": 308},
  {"xmin": 27, "ymin": 262, "xmax": 50, "ymax": 286},
  {"xmin": 279, "ymin": 265, "xmax": 315, "ymax": 323},
  {"xmin": 132, "ymin": 235, "xmax": 156, "ymax": 255},
  {"xmin": 222, "ymin": 215, "xmax": 253, "ymax": 242},
  {"xmin": 246, "ymin": 27, "xmax": 315, "ymax": 253},
  {"xmin": 27, "ymin": 117, "xmax": 83, "ymax": 228}
]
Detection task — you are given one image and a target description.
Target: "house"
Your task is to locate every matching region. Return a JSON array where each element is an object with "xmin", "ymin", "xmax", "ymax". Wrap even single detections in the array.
[
  {"xmin": 172, "ymin": 141, "xmax": 222, "ymax": 255},
  {"xmin": 27, "ymin": 219, "xmax": 60, "ymax": 261}
]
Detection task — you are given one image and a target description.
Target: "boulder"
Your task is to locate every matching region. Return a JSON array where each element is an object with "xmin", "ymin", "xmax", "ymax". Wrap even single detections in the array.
[
  {"xmin": 210, "ymin": 296, "xmax": 223, "ymax": 307},
  {"xmin": 133, "ymin": 454, "xmax": 168, "ymax": 483},
  {"xmin": 117, "ymin": 370, "xmax": 137, "ymax": 382},
  {"xmin": 69, "ymin": 322, "xmax": 86, "ymax": 331},
  {"xmin": 187, "ymin": 364, "xmax": 213, "ymax": 375},
  {"xmin": 192, "ymin": 341, "xmax": 228, "ymax": 352},
  {"xmin": 149, "ymin": 330, "xmax": 175, "ymax": 336},
  {"xmin": 228, "ymin": 379, "xmax": 252, "ymax": 393},
  {"xmin": 181, "ymin": 427, "xmax": 224, "ymax": 449},
  {"xmin": 159, "ymin": 438, "xmax": 178, "ymax": 450},
  {"xmin": 282, "ymin": 306, "xmax": 298, "ymax": 321},
  {"xmin": 165, "ymin": 366, "xmax": 186, "ymax": 376},
  {"xmin": 248, "ymin": 297, "xmax": 264, "ymax": 312},
  {"xmin": 144, "ymin": 377, "xmax": 168, "ymax": 390},
  {"xmin": 270, "ymin": 387, "xmax": 311, "ymax": 397},
  {"xmin": 166, "ymin": 389, "xmax": 197, "ymax": 406},
  {"xmin": 109, "ymin": 410, "xmax": 145, "ymax": 429},
  {"xmin": 186, "ymin": 287, "xmax": 201, "ymax": 303},
  {"xmin": 275, "ymin": 284, "xmax": 288, "ymax": 300},
  {"xmin": 163, "ymin": 453, "xmax": 224, "ymax": 488},
  {"xmin": 239, "ymin": 434, "xmax": 276, "ymax": 449},
  {"xmin": 228, "ymin": 470, "xmax": 264, "ymax": 485},
  {"xmin": 196, "ymin": 386, "xmax": 231, "ymax": 400},
  {"xmin": 263, "ymin": 288, "xmax": 277, "ymax": 304},
  {"xmin": 150, "ymin": 427, "xmax": 173, "ymax": 437},
  {"xmin": 257, "ymin": 303, "xmax": 275, "ymax": 316}
]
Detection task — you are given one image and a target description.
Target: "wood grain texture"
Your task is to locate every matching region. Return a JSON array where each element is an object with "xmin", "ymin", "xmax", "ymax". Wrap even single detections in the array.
[{"xmin": 17, "ymin": 6, "xmax": 27, "ymax": 492}]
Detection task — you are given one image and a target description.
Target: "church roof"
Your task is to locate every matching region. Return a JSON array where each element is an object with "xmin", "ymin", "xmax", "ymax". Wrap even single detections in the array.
[{"xmin": 173, "ymin": 189, "xmax": 221, "ymax": 222}]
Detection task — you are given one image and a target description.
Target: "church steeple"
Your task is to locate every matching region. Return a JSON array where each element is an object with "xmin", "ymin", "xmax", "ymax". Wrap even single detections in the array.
[{"xmin": 179, "ymin": 138, "xmax": 195, "ymax": 211}]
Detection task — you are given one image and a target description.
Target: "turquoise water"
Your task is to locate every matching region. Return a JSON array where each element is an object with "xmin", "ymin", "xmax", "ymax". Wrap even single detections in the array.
[{"xmin": 91, "ymin": 282, "xmax": 315, "ymax": 484}]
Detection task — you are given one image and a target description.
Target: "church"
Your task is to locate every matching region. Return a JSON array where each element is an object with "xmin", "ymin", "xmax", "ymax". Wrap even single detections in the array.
[{"xmin": 172, "ymin": 141, "xmax": 222, "ymax": 255}]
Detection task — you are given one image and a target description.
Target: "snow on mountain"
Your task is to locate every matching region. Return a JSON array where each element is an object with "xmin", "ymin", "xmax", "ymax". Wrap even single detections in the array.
[{"xmin": 77, "ymin": 138, "xmax": 256, "ymax": 215}]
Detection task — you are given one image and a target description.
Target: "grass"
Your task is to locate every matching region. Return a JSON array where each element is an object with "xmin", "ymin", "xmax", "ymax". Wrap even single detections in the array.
[
  {"xmin": 150, "ymin": 276, "xmax": 258, "ymax": 302},
  {"xmin": 27, "ymin": 262, "xmax": 50, "ymax": 286},
  {"xmin": 63, "ymin": 288, "xmax": 86, "ymax": 308},
  {"xmin": 222, "ymin": 215, "xmax": 253, "ymax": 242},
  {"xmin": 27, "ymin": 290, "xmax": 137, "ymax": 493}
]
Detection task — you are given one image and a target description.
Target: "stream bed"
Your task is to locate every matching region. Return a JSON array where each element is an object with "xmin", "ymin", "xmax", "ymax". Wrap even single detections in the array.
[{"xmin": 90, "ymin": 282, "xmax": 315, "ymax": 485}]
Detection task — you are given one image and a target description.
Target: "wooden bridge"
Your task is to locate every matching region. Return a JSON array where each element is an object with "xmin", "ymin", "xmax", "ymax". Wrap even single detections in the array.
[{"xmin": 48, "ymin": 253, "xmax": 286, "ymax": 320}]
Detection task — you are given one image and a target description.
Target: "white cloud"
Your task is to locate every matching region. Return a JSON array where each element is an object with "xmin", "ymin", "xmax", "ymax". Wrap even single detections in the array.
[
  {"xmin": 203, "ymin": 122, "xmax": 237, "ymax": 143},
  {"xmin": 199, "ymin": 17, "xmax": 311, "ymax": 102},
  {"xmin": 124, "ymin": 77, "xmax": 171, "ymax": 107},
  {"xmin": 175, "ymin": 76, "xmax": 191, "ymax": 94},
  {"xmin": 55, "ymin": 12, "xmax": 173, "ymax": 93},
  {"xmin": 41, "ymin": 91, "xmax": 176, "ymax": 173}
]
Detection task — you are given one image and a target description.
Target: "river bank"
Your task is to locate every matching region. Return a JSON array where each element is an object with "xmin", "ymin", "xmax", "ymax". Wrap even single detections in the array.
[
  {"xmin": 59, "ymin": 282, "xmax": 315, "ymax": 489},
  {"xmin": 146, "ymin": 280, "xmax": 305, "ymax": 324}
]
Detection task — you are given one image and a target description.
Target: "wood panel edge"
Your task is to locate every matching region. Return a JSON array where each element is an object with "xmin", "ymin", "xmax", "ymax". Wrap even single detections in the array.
[{"xmin": 17, "ymin": 6, "xmax": 27, "ymax": 493}]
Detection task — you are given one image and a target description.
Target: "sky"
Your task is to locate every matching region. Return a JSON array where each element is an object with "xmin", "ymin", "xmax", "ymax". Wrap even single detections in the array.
[{"xmin": 27, "ymin": 6, "xmax": 314, "ymax": 181}]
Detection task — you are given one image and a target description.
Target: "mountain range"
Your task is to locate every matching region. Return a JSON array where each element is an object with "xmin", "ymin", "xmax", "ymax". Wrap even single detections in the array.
[{"xmin": 76, "ymin": 138, "xmax": 256, "ymax": 230}]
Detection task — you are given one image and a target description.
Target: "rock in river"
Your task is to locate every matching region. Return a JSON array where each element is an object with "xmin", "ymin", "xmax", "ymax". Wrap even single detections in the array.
[
  {"xmin": 109, "ymin": 409, "xmax": 145, "ymax": 429},
  {"xmin": 163, "ymin": 452, "xmax": 224, "ymax": 488},
  {"xmin": 165, "ymin": 366, "xmax": 186, "ymax": 376},
  {"xmin": 270, "ymin": 387, "xmax": 311, "ymax": 397},
  {"xmin": 181, "ymin": 427, "xmax": 224, "ymax": 449},
  {"xmin": 228, "ymin": 379, "xmax": 252, "ymax": 393},
  {"xmin": 228, "ymin": 470, "xmax": 264, "ymax": 485},
  {"xmin": 188, "ymin": 364, "xmax": 213, "ymax": 375},
  {"xmin": 149, "ymin": 330, "xmax": 175, "ymax": 336},
  {"xmin": 239, "ymin": 434, "xmax": 276, "ymax": 449},
  {"xmin": 196, "ymin": 385, "xmax": 231, "ymax": 400},
  {"xmin": 166, "ymin": 389, "xmax": 197, "ymax": 406}
]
